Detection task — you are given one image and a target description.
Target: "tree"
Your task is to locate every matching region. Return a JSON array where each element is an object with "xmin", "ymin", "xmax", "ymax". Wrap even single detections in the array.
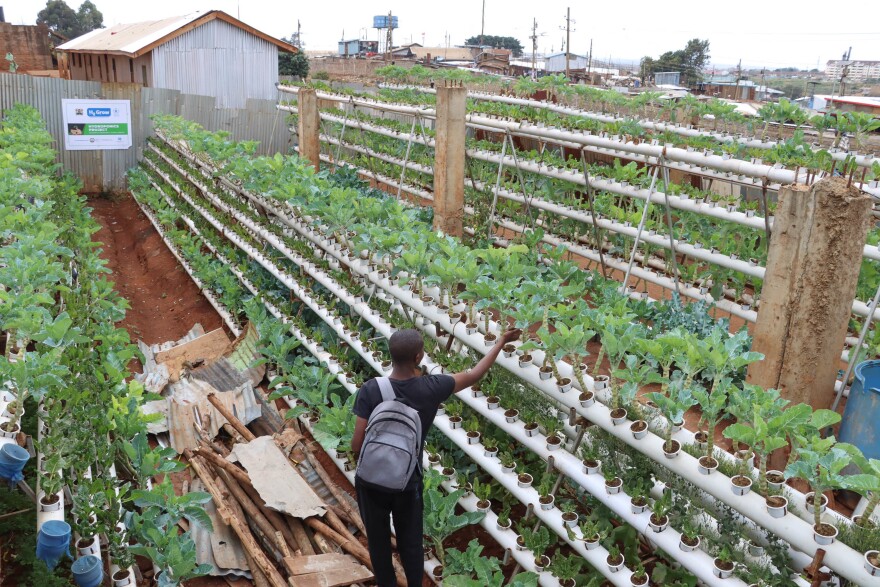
[
  {"xmin": 464, "ymin": 35, "xmax": 523, "ymax": 58},
  {"xmin": 640, "ymin": 38, "xmax": 710, "ymax": 86},
  {"xmin": 36, "ymin": 0, "xmax": 103, "ymax": 41},
  {"xmin": 279, "ymin": 34, "xmax": 309, "ymax": 78}
]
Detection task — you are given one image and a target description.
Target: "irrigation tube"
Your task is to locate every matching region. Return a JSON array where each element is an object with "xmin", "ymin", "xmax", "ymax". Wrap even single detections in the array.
[
  {"xmin": 147, "ymin": 171, "xmax": 631, "ymax": 586},
  {"xmin": 309, "ymin": 147, "xmax": 866, "ymax": 365},
  {"xmin": 268, "ymin": 213, "xmax": 873, "ymax": 585},
  {"xmin": 277, "ymin": 85, "xmax": 880, "ymax": 197},
  {"xmin": 155, "ymin": 150, "xmax": 749, "ymax": 585},
  {"xmin": 158, "ymin": 136, "xmax": 875, "ymax": 585},
  {"xmin": 324, "ymin": 130, "xmax": 766, "ymax": 279},
  {"xmin": 291, "ymin": 104, "xmax": 880, "ymax": 267},
  {"xmin": 379, "ymin": 82, "xmax": 880, "ymax": 170}
]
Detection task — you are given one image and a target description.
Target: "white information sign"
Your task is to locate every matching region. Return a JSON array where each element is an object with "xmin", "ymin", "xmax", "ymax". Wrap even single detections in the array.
[{"xmin": 62, "ymin": 99, "xmax": 132, "ymax": 150}]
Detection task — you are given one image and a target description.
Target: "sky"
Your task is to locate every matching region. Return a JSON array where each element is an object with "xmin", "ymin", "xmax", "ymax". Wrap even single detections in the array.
[{"xmin": 6, "ymin": 0, "xmax": 880, "ymax": 71}]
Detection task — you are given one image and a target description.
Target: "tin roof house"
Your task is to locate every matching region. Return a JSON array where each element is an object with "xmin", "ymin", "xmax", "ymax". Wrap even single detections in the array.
[{"xmin": 56, "ymin": 10, "xmax": 297, "ymax": 108}]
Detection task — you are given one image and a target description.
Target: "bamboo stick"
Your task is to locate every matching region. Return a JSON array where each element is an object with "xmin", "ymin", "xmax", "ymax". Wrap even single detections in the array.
[
  {"xmin": 186, "ymin": 452, "xmax": 287, "ymax": 587},
  {"xmin": 194, "ymin": 446, "xmax": 303, "ymax": 553},
  {"xmin": 302, "ymin": 447, "xmax": 367, "ymax": 537},
  {"xmin": 207, "ymin": 392, "xmax": 257, "ymax": 441}
]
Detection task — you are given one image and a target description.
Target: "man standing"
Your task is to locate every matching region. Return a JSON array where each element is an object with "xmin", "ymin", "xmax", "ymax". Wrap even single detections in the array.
[{"xmin": 351, "ymin": 327, "xmax": 521, "ymax": 587}]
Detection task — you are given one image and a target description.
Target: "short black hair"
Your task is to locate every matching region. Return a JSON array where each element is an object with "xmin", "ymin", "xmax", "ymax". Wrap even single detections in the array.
[{"xmin": 389, "ymin": 329, "xmax": 424, "ymax": 366}]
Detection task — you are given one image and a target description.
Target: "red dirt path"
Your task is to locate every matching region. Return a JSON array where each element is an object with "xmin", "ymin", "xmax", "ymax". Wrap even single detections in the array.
[{"xmin": 89, "ymin": 193, "xmax": 224, "ymax": 346}]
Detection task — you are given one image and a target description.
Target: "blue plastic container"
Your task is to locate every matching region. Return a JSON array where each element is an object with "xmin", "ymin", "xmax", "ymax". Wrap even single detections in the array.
[
  {"xmin": 839, "ymin": 360, "xmax": 880, "ymax": 461},
  {"xmin": 36, "ymin": 520, "xmax": 71, "ymax": 570},
  {"xmin": 0, "ymin": 443, "xmax": 29, "ymax": 483},
  {"xmin": 71, "ymin": 555, "xmax": 104, "ymax": 587}
]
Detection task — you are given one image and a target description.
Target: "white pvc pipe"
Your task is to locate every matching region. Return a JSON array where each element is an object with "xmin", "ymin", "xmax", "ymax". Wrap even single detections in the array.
[
  {"xmin": 276, "ymin": 86, "xmax": 880, "ymax": 197},
  {"xmin": 154, "ymin": 143, "xmax": 743, "ymax": 585},
  {"xmin": 291, "ymin": 105, "xmax": 880, "ymax": 266},
  {"xmin": 159, "ymin": 134, "xmax": 877, "ymax": 585},
  {"xmin": 378, "ymin": 82, "xmax": 880, "ymax": 170}
]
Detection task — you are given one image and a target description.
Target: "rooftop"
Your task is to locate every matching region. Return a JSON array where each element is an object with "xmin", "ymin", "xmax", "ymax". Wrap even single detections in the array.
[{"xmin": 56, "ymin": 10, "xmax": 296, "ymax": 57}]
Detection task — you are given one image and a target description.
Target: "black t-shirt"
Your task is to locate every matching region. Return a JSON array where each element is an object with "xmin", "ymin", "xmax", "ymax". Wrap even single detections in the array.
[{"xmin": 353, "ymin": 374, "xmax": 455, "ymax": 447}]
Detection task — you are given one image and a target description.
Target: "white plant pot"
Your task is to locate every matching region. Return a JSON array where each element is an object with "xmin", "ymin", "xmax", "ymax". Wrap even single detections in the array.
[
  {"xmin": 76, "ymin": 535, "xmax": 101, "ymax": 558},
  {"xmin": 582, "ymin": 460, "xmax": 601, "ymax": 475},
  {"xmin": 539, "ymin": 496, "xmax": 555, "ymax": 511},
  {"xmin": 813, "ymin": 524, "xmax": 838, "ymax": 546},
  {"xmin": 865, "ymin": 550, "xmax": 880, "ymax": 576},
  {"xmin": 583, "ymin": 537, "xmax": 601, "ymax": 550},
  {"xmin": 111, "ymin": 567, "xmax": 135, "ymax": 587},
  {"xmin": 731, "ymin": 476, "xmax": 753, "ymax": 496},
  {"xmin": 806, "ymin": 492, "xmax": 828, "ymax": 515},
  {"xmin": 713, "ymin": 560, "xmax": 735, "ymax": 579},
  {"xmin": 766, "ymin": 496, "xmax": 788, "ymax": 518},
  {"xmin": 679, "ymin": 535, "xmax": 701, "ymax": 552}
]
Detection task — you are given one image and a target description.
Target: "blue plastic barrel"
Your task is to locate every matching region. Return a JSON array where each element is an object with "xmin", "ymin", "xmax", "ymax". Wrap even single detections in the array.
[
  {"xmin": 71, "ymin": 555, "xmax": 104, "ymax": 587},
  {"xmin": 0, "ymin": 443, "xmax": 29, "ymax": 483},
  {"xmin": 36, "ymin": 520, "xmax": 71, "ymax": 570},
  {"xmin": 839, "ymin": 360, "xmax": 880, "ymax": 460}
]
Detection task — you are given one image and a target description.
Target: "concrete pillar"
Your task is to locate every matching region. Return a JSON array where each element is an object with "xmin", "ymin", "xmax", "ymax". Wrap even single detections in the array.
[
  {"xmin": 297, "ymin": 88, "xmax": 320, "ymax": 170},
  {"xmin": 433, "ymin": 85, "xmax": 466, "ymax": 236},
  {"xmin": 747, "ymin": 177, "xmax": 873, "ymax": 410}
]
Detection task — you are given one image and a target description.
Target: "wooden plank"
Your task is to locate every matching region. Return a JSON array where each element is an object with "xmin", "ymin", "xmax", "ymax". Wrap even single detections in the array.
[
  {"xmin": 155, "ymin": 328, "xmax": 232, "ymax": 382},
  {"xmin": 284, "ymin": 554, "xmax": 373, "ymax": 586}
]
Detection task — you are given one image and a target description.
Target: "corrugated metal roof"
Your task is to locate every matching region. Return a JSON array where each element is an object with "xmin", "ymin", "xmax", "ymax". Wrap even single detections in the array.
[
  {"xmin": 58, "ymin": 13, "xmax": 204, "ymax": 55},
  {"xmin": 57, "ymin": 10, "xmax": 296, "ymax": 57}
]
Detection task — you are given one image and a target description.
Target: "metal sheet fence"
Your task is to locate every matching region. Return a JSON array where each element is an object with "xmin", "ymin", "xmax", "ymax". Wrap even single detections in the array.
[{"xmin": 0, "ymin": 73, "xmax": 291, "ymax": 192}]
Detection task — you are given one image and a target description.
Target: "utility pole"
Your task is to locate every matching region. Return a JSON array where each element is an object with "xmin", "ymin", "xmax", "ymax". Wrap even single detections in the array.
[
  {"xmin": 760, "ymin": 67, "xmax": 766, "ymax": 101},
  {"xmin": 385, "ymin": 11, "xmax": 393, "ymax": 61},
  {"xmin": 530, "ymin": 18, "xmax": 538, "ymax": 80},
  {"xmin": 587, "ymin": 38, "xmax": 592, "ymax": 77},
  {"xmin": 480, "ymin": 0, "xmax": 486, "ymax": 46},
  {"xmin": 735, "ymin": 59, "xmax": 742, "ymax": 100},
  {"xmin": 565, "ymin": 7, "xmax": 571, "ymax": 79},
  {"xmin": 559, "ymin": 8, "xmax": 574, "ymax": 79}
]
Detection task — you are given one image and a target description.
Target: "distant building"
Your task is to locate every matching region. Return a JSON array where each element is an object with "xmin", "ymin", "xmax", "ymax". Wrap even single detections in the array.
[
  {"xmin": 338, "ymin": 39, "xmax": 378, "ymax": 57},
  {"xmin": 754, "ymin": 85, "xmax": 785, "ymax": 102},
  {"xmin": 476, "ymin": 49, "xmax": 510, "ymax": 74},
  {"xmin": 826, "ymin": 60, "xmax": 880, "ymax": 82},
  {"xmin": 408, "ymin": 46, "xmax": 475, "ymax": 62},
  {"xmin": 546, "ymin": 52, "xmax": 588, "ymax": 73},
  {"xmin": 56, "ymin": 10, "xmax": 296, "ymax": 108},
  {"xmin": 694, "ymin": 80, "xmax": 755, "ymax": 101},
  {"xmin": 653, "ymin": 71, "xmax": 680, "ymax": 87},
  {"xmin": 0, "ymin": 21, "xmax": 58, "ymax": 74}
]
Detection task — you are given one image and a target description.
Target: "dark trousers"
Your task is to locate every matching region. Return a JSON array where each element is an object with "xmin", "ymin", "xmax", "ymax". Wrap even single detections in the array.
[{"xmin": 355, "ymin": 477, "xmax": 424, "ymax": 587}]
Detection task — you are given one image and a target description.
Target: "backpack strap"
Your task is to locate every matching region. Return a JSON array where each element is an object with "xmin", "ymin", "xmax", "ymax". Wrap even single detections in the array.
[{"xmin": 376, "ymin": 377, "xmax": 396, "ymax": 403}]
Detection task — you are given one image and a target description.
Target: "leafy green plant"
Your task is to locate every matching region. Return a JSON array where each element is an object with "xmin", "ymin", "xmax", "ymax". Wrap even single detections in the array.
[
  {"xmin": 646, "ymin": 374, "xmax": 695, "ymax": 452},
  {"xmin": 423, "ymin": 485, "xmax": 486, "ymax": 566},
  {"xmin": 785, "ymin": 440, "xmax": 857, "ymax": 529}
]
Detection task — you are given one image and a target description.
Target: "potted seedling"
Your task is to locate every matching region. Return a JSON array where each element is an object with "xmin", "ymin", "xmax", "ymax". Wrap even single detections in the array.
[
  {"xmin": 679, "ymin": 518, "xmax": 702, "ymax": 552},
  {"xmin": 606, "ymin": 545, "xmax": 625, "ymax": 573},
  {"xmin": 440, "ymin": 453, "xmax": 456, "ymax": 480},
  {"xmin": 648, "ymin": 490, "xmax": 672, "ymax": 533},
  {"xmin": 455, "ymin": 473, "xmax": 473, "ymax": 497},
  {"xmin": 473, "ymin": 478, "xmax": 492, "ymax": 512},
  {"xmin": 464, "ymin": 417, "xmax": 481, "ymax": 445},
  {"xmin": 560, "ymin": 501, "xmax": 579, "ymax": 528},
  {"xmin": 612, "ymin": 353, "xmax": 662, "ymax": 426},
  {"xmin": 723, "ymin": 386, "xmax": 798, "ymax": 498},
  {"xmin": 631, "ymin": 563, "xmax": 649, "ymax": 586},
  {"xmin": 446, "ymin": 399, "xmax": 463, "ymax": 429},
  {"xmin": 546, "ymin": 320, "xmax": 595, "ymax": 397},
  {"xmin": 501, "ymin": 390, "xmax": 520, "ymax": 423},
  {"xmin": 786, "ymin": 439, "xmax": 857, "ymax": 545},
  {"xmin": 517, "ymin": 465, "xmax": 534, "ymax": 489},
  {"xmin": 579, "ymin": 518, "xmax": 604, "ymax": 550},
  {"xmin": 580, "ymin": 444, "xmax": 601, "ymax": 475},
  {"xmin": 537, "ymin": 473, "xmax": 555, "ymax": 511},
  {"xmin": 549, "ymin": 553, "xmax": 584, "ymax": 587},
  {"xmin": 426, "ymin": 444, "xmax": 441, "ymax": 466},
  {"xmin": 497, "ymin": 505, "xmax": 512, "ymax": 531},
  {"xmin": 646, "ymin": 374, "xmax": 695, "ymax": 459},
  {"xmin": 423, "ymin": 483, "xmax": 486, "ymax": 576},
  {"xmin": 499, "ymin": 450, "xmax": 517, "ymax": 474},
  {"xmin": 482, "ymin": 436, "xmax": 499, "ymax": 459},
  {"xmin": 539, "ymin": 415, "xmax": 564, "ymax": 451},
  {"xmin": 604, "ymin": 468, "xmax": 623, "ymax": 495},
  {"xmin": 521, "ymin": 408, "xmax": 540, "ymax": 437},
  {"xmin": 845, "ymin": 452, "xmax": 880, "ymax": 529},
  {"xmin": 713, "ymin": 546, "xmax": 736, "ymax": 579},
  {"xmin": 691, "ymin": 376, "xmax": 733, "ymax": 475},
  {"xmin": 519, "ymin": 525, "xmax": 552, "ymax": 571}
]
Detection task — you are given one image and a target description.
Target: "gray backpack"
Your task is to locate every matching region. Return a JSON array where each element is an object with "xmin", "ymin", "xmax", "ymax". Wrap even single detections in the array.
[{"xmin": 356, "ymin": 377, "xmax": 423, "ymax": 492}]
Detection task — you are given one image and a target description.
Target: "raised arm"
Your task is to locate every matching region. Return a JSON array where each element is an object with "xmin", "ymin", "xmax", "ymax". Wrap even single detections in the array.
[{"xmin": 451, "ymin": 329, "xmax": 522, "ymax": 393}]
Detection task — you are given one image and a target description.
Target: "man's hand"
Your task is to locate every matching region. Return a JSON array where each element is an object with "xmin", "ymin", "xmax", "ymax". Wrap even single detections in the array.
[
  {"xmin": 499, "ymin": 329, "xmax": 523, "ymax": 345},
  {"xmin": 452, "ymin": 328, "xmax": 524, "ymax": 393}
]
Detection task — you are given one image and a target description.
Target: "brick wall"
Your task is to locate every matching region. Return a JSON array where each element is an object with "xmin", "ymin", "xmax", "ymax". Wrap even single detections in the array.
[{"xmin": 0, "ymin": 23, "xmax": 54, "ymax": 72}]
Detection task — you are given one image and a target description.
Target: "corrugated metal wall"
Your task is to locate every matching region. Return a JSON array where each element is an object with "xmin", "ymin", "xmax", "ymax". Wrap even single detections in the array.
[
  {"xmin": 151, "ymin": 19, "xmax": 280, "ymax": 109},
  {"xmin": 0, "ymin": 73, "xmax": 291, "ymax": 192}
]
